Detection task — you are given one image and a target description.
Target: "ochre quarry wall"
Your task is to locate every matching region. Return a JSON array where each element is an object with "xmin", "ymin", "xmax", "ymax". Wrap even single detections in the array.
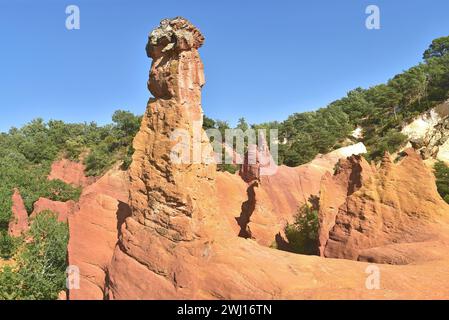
[{"xmin": 103, "ymin": 18, "xmax": 449, "ymax": 300}]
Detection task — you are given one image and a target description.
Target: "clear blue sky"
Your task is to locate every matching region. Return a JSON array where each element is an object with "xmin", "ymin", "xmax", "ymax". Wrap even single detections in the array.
[{"xmin": 1, "ymin": 0, "xmax": 449, "ymax": 132}]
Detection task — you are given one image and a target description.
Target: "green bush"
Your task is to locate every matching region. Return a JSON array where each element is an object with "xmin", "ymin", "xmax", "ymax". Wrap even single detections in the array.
[
  {"xmin": 84, "ymin": 146, "xmax": 115, "ymax": 177},
  {"xmin": 217, "ymin": 164, "xmax": 239, "ymax": 174},
  {"xmin": 0, "ymin": 211, "xmax": 69, "ymax": 300},
  {"xmin": 84, "ymin": 110, "xmax": 141, "ymax": 176},
  {"xmin": 366, "ymin": 129, "xmax": 408, "ymax": 161},
  {"xmin": 284, "ymin": 204, "xmax": 319, "ymax": 255},
  {"xmin": 0, "ymin": 231, "xmax": 22, "ymax": 260},
  {"xmin": 435, "ymin": 161, "xmax": 449, "ymax": 204},
  {"xmin": 0, "ymin": 266, "xmax": 22, "ymax": 300}
]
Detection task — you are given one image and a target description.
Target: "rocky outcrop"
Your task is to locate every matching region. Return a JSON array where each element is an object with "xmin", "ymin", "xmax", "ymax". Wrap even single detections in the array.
[
  {"xmin": 30, "ymin": 159, "xmax": 86, "ymax": 224},
  {"xmin": 48, "ymin": 159, "xmax": 93, "ymax": 187},
  {"xmin": 67, "ymin": 168, "xmax": 129, "ymax": 300},
  {"xmin": 228, "ymin": 142, "xmax": 367, "ymax": 247},
  {"xmin": 107, "ymin": 17, "xmax": 217, "ymax": 299},
  {"xmin": 402, "ymin": 101, "xmax": 449, "ymax": 163},
  {"xmin": 317, "ymin": 155, "xmax": 374, "ymax": 256},
  {"xmin": 320, "ymin": 149, "xmax": 449, "ymax": 263},
  {"xmin": 101, "ymin": 18, "xmax": 449, "ymax": 300},
  {"xmin": 31, "ymin": 198, "xmax": 77, "ymax": 222},
  {"xmin": 8, "ymin": 189, "xmax": 29, "ymax": 237},
  {"xmin": 239, "ymin": 133, "xmax": 277, "ymax": 183}
]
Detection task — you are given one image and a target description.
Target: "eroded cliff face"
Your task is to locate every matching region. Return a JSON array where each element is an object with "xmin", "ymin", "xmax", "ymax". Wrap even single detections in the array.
[
  {"xmin": 317, "ymin": 155, "xmax": 375, "ymax": 256},
  {"xmin": 103, "ymin": 18, "xmax": 449, "ymax": 300},
  {"xmin": 226, "ymin": 142, "xmax": 367, "ymax": 248},
  {"xmin": 22, "ymin": 159, "xmax": 129, "ymax": 300},
  {"xmin": 48, "ymin": 159, "xmax": 93, "ymax": 187},
  {"xmin": 67, "ymin": 168, "xmax": 130, "ymax": 300},
  {"xmin": 320, "ymin": 149, "xmax": 449, "ymax": 264}
]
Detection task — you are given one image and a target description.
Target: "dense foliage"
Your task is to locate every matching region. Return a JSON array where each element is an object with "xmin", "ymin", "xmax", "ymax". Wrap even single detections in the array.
[
  {"xmin": 435, "ymin": 161, "xmax": 449, "ymax": 203},
  {"xmin": 0, "ymin": 110, "xmax": 141, "ymax": 300},
  {"xmin": 0, "ymin": 212, "xmax": 69, "ymax": 300},
  {"xmin": 0, "ymin": 110, "xmax": 141, "ymax": 230},
  {"xmin": 0, "ymin": 232, "xmax": 21, "ymax": 260},
  {"xmin": 84, "ymin": 110, "xmax": 141, "ymax": 176},
  {"xmin": 284, "ymin": 204, "xmax": 319, "ymax": 255}
]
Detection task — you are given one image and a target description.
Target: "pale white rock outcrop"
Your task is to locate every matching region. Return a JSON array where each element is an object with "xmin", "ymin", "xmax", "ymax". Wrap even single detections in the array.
[
  {"xmin": 401, "ymin": 101, "xmax": 449, "ymax": 164},
  {"xmin": 308, "ymin": 142, "xmax": 367, "ymax": 172}
]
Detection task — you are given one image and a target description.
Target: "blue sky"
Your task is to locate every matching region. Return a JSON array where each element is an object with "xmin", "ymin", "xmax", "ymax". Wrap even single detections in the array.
[{"xmin": 1, "ymin": 0, "xmax": 449, "ymax": 131}]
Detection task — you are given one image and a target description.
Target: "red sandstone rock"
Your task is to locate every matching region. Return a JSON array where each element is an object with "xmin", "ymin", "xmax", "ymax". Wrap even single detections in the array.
[
  {"xmin": 239, "ymin": 133, "xmax": 277, "ymax": 183},
  {"xmin": 67, "ymin": 168, "xmax": 130, "ymax": 300},
  {"xmin": 229, "ymin": 142, "xmax": 367, "ymax": 247},
  {"xmin": 317, "ymin": 155, "xmax": 375, "ymax": 256},
  {"xmin": 85, "ymin": 18, "xmax": 449, "ymax": 300},
  {"xmin": 8, "ymin": 189, "xmax": 29, "ymax": 237},
  {"xmin": 321, "ymin": 149, "xmax": 449, "ymax": 263},
  {"xmin": 48, "ymin": 159, "xmax": 93, "ymax": 187},
  {"xmin": 31, "ymin": 198, "xmax": 77, "ymax": 222}
]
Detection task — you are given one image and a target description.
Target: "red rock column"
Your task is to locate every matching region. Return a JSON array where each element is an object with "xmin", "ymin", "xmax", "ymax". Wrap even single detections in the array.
[
  {"xmin": 8, "ymin": 189, "xmax": 29, "ymax": 237},
  {"xmin": 108, "ymin": 17, "xmax": 217, "ymax": 299}
]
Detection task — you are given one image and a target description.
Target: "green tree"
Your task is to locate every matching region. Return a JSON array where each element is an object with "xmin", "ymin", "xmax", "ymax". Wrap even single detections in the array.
[
  {"xmin": 424, "ymin": 35, "xmax": 449, "ymax": 61},
  {"xmin": 284, "ymin": 204, "xmax": 319, "ymax": 255},
  {"xmin": 203, "ymin": 116, "xmax": 216, "ymax": 130},
  {"xmin": 0, "ymin": 231, "xmax": 21, "ymax": 259},
  {"xmin": 112, "ymin": 110, "xmax": 142, "ymax": 139},
  {"xmin": 236, "ymin": 117, "xmax": 249, "ymax": 132},
  {"xmin": 0, "ymin": 266, "xmax": 22, "ymax": 300}
]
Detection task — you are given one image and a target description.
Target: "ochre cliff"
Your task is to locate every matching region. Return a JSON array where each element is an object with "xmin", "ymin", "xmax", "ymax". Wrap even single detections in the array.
[
  {"xmin": 320, "ymin": 149, "xmax": 449, "ymax": 264},
  {"xmin": 230, "ymin": 142, "xmax": 367, "ymax": 247},
  {"xmin": 67, "ymin": 168, "xmax": 129, "ymax": 300},
  {"xmin": 8, "ymin": 18, "xmax": 449, "ymax": 299},
  {"xmin": 31, "ymin": 198, "xmax": 77, "ymax": 222},
  {"xmin": 48, "ymin": 159, "xmax": 93, "ymax": 187},
  {"xmin": 101, "ymin": 18, "xmax": 449, "ymax": 300}
]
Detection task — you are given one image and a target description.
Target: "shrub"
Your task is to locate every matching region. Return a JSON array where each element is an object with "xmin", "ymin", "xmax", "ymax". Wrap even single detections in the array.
[
  {"xmin": 0, "ymin": 211, "xmax": 70, "ymax": 300},
  {"xmin": 84, "ymin": 146, "xmax": 115, "ymax": 176},
  {"xmin": 217, "ymin": 163, "xmax": 239, "ymax": 174},
  {"xmin": 284, "ymin": 204, "xmax": 319, "ymax": 255},
  {"xmin": 0, "ymin": 266, "xmax": 22, "ymax": 300},
  {"xmin": 435, "ymin": 161, "xmax": 449, "ymax": 203},
  {"xmin": 366, "ymin": 129, "xmax": 408, "ymax": 161},
  {"xmin": 0, "ymin": 231, "xmax": 22, "ymax": 260}
]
